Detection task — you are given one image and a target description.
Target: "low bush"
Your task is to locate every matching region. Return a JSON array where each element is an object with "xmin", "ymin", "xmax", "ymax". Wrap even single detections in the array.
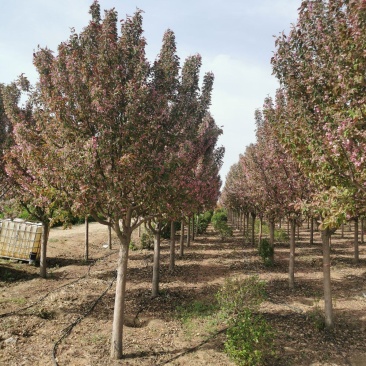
[
  {"xmin": 216, "ymin": 276, "xmax": 266, "ymax": 316},
  {"xmin": 216, "ymin": 276, "xmax": 275, "ymax": 366},
  {"xmin": 140, "ymin": 232, "xmax": 154, "ymax": 250},
  {"xmin": 195, "ymin": 211, "xmax": 213, "ymax": 234},
  {"xmin": 225, "ymin": 310, "xmax": 274, "ymax": 366},
  {"xmin": 211, "ymin": 209, "xmax": 233, "ymax": 240},
  {"xmin": 258, "ymin": 238, "xmax": 274, "ymax": 266}
]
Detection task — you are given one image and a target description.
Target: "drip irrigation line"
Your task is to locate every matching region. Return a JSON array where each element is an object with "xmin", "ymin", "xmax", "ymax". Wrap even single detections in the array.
[
  {"xmin": 0, "ymin": 249, "xmax": 118, "ymax": 319},
  {"xmin": 52, "ymin": 271, "xmax": 117, "ymax": 366}
]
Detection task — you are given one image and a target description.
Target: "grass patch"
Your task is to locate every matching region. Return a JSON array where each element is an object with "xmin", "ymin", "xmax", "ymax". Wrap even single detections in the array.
[
  {"xmin": 0, "ymin": 297, "xmax": 27, "ymax": 305},
  {"xmin": 175, "ymin": 299, "xmax": 220, "ymax": 339},
  {"xmin": 176, "ymin": 299, "xmax": 219, "ymax": 321}
]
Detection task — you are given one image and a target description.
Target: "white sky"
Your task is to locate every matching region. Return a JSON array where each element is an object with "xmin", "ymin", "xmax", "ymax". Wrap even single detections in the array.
[{"xmin": 0, "ymin": 0, "xmax": 301, "ymax": 183}]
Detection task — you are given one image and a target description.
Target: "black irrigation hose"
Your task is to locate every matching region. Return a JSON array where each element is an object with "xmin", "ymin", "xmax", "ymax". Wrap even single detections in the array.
[
  {"xmin": 0, "ymin": 249, "xmax": 118, "ymax": 319},
  {"xmin": 52, "ymin": 271, "xmax": 117, "ymax": 366}
]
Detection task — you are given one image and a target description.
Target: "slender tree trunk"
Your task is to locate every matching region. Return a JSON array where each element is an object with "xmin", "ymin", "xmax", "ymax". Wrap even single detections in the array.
[
  {"xmin": 110, "ymin": 229, "xmax": 131, "ymax": 359},
  {"xmin": 297, "ymin": 224, "xmax": 300, "ymax": 240},
  {"xmin": 40, "ymin": 221, "xmax": 50, "ymax": 278},
  {"xmin": 258, "ymin": 216, "xmax": 263, "ymax": 248},
  {"xmin": 192, "ymin": 214, "xmax": 195, "ymax": 241},
  {"xmin": 108, "ymin": 217, "xmax": 112, "ymax": 249},
  {"xmin": 321, "ymin": 228, "xmax": 333, "ymax": 329},
  {"xmin": 169, "ymin": 221, "xmax": 176, "ymax": 271},
  {"xmin": 152, "ymin": 223, "xmax": 161, "ymax": 298},
  {"xmin": 85, "ymin": 216, "xmax": 89, "ymax": 261},
  {"xmin": 361, "ymin": 218, "xmax": 364, "ymax": 244},
  {"xmin": 287, "ymin": 219, "xmax": 290, "ymax": 237},
  {"xmin": 341, "ymin": 223, "xmax": 344, "ymax": 238},
  {"xmin": 179, "ymin": 220, "xmax": 185, "ymax": 258},
  {"xmin": 289, "ymin": 219, "xmax": 296, "ymax": 290},
  {"xmin": 246, "ymin": 212, "xmax": 250, "ymax": 238},
  {"xmin": 242, "ymin": 212, "xmax": 246, "ymax": 244},
  {"xmin": 354, "ymin": 217, "xmax": 359, "ymax": 264},
  {"xmin": 269, "ymin": 219, "xmax": 275, "ymax": 263},
  {"xmin": 251, "ymin": 213, "xmax": 256, "ymax": 246},
  {"xmin": 195, "ymin": 214, "xmax": 199, "ymax": 237},
  {"xmin": 187, "ymin": 217, "xmax": 191, "ymax": 248},
  {"xmin": 310, "ymin": 217, "xmax": 314, "ymax": 245}
]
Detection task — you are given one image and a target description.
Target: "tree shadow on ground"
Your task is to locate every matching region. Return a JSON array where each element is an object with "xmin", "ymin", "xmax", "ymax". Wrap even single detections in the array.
[{"xmin": 0, "ymin": 262, "xmax": 39, "ymax": 283}]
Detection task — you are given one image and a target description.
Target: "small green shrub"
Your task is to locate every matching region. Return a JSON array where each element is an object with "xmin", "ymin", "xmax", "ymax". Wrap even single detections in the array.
[
  {"xmin": 258, "ymin": 238, "xmax": 274, "ymax": 266},
  {"xmin": 225, "ymin": 310, "xmax": 275, "ymax": 366},
  {"xmin": 211, "ymin": 209, "xmax": 233, "ymax": 240},
  {"xmin": 129, "ymin": 241, "xmax": 137, "ymax": 251},
  {"xmin": 274, "ymin": 228, "xmax": 288, "ymax": 242},
  {"xmin": 307, "ymin": 301, "xmax": 326, "ymax": 331},
  {"xmin": 140, "ymin": 232, "xmax": 154, "ymax": 250},
  {"xmin": 196, "ymin": 211, "xmax": 213, "ymax": 234},
  {"xmin": 217, "ymin": 277, "xmax": 275, "ymax": 366},
  {"xmin": 211, "ymin": 209, "xmax": 228, "ymax": 227},
  {"xmin": 216, "ymin": 276, "xmax": 266, "ymax": 317}
]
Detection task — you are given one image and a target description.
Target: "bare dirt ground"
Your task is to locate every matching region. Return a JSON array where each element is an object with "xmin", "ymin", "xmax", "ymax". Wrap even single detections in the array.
[{"xmin": 1, "ymin": 221, "xmax": 366, "ymax": 366}]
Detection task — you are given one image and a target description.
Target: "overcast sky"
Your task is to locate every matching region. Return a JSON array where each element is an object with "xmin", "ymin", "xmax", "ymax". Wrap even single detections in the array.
[{"xmin": 0, "ymin": 0, "xmax": 301, "ymax": 183}]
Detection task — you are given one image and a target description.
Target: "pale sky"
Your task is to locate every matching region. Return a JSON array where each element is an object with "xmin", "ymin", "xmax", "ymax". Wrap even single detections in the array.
[{"xmin": 0, "ymin": 0, "xmax": 301, "ymax": 183}]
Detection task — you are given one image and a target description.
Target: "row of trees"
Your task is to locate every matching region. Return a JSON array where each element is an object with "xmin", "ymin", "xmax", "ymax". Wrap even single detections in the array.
[
  {"xmin": 0, "ymin": 1, "xmax": 223, "ymax": 359},
  {"xmin": 222, "ymin": 0, "xmax": 366, "ymax": 330}
]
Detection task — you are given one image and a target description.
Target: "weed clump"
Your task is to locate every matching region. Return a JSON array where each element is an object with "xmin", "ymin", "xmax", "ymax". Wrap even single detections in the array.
[
  {"xmin": 211, "ymin": 209, "xmax": 233, "ymax": 240},
  {"xmin": 216, "ymin": 276, "xmax": 275, "ymax": 366}
]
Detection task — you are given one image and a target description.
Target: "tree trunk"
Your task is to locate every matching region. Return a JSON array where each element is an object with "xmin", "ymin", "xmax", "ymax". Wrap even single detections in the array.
[
  {"xmin": 341, "ymin": 223, "xmax": 344, "ymax": 238},
  {"xmin": 108, "ymin": 217, "xmax": 112, "ymax": 249},
  {"xmin": 179, "ymin": 220, "xmax": 184, "ymax": 258},
  {"xmin": 246, "ymin": 212, "xmax": 250, "ymax": 240},
  {"xmin": 192, "ymin": 214, "xmax": 195, "ymax": 241},
  {"xmin": 251, "ymin": 213, "xmax": 256, "ymax": 246},
  {"xmin": 269, "ymin": 219, "xmax": 275, "ymax": 263},
  {"xmin": 310, "ymin": 217, "xmax": 314, "ymax": 245},
  {"xmin": 152, "ymin": 223, "xmax": 161, "ymax": 298},
  {"xmin": 110, "ymin": 232, "xmax": 130, "ymax": 359},
  {"xmin": 354, "ymin": 217, "xmax": 359, "ymax": 264},
  {"xmin": 40, "ymin": 221, "xmax": 50, "ymax": 278},
  {"xmin": 361, "ymin": 218, "xmax": 364, "ymax": 244},
  {"xmin": 321, "ymin": 228, "xmax": 333, "ymax": 329},
  {"xmin": 195, "ymin": 214, "xmax": 199, "ymax": 237},
  {"xmin": 85, "ymin": 216, "xmax": 89, "ymax": 261},
  {"xmin": 187, "ymin": 217, "xmax": 191, "ymax": 248},
  {"xmin": 169, "ymin": 221, "xmax": 176, "ymax": 271},
  {"xmin": 242, "ymin": 212, "xmax": 246, "ymax": 244},
  {"xmin": 258, "ymin": 216, "xmax": 263, "ymax": 248},
  {"xmin": 289, "ymin": 219, "xmax": 296, "ymax": 290}
]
